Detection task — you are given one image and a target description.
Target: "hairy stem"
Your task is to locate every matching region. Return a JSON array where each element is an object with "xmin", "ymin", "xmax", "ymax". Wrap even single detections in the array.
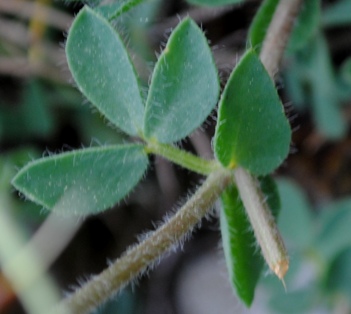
[
  {"xmin": 55, "ymin": 169, "xmax": 232, "ymax": 314},
  {"xmin": 145, "ymin": 140, "xmax": 220, "ymax": 175},
  {"xmin": 234, "ymin": 167, "xmax": 288, "ymax": 279},
  {"xmin": 260, "ymin": 0, "xmax": 304, "ymax": 78}
]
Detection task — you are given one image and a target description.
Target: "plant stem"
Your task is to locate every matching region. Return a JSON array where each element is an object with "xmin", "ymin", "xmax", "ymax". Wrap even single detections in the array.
[
  {"xmin": 231, "ymin": 0, "xmax": 304, "ymax": 280},
  {"xmin": 260, "ymin": 0, "xmax": 304, "ymax": 78},
  {"xmin": 234, "ymin": 167, "xmax": 288, "ymax": 279},
  {"xmin": 145, "ymin": 140, "xmax": 220, "ymax": 175},
  {"xmin": 55, "ymin": 169, "xmax": 232, "ymax": 314}
]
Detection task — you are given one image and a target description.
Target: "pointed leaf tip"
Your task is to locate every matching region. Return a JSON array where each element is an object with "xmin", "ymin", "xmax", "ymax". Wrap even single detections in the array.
[
  {"xmin": 66, "ymin": 7, "xmax": 144, "ymax": 136},
  {"xmin": 144, "ymin": 18, "xmax": 219, "ymax": 143},
  {"xmin": 214, "ymin": 49, "xmax": 291, "ymax": 175}
]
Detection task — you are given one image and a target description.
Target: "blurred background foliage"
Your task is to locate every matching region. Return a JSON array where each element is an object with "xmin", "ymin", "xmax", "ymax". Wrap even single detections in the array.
[{"xmin": 1, "ymin": 0, "xmax": 351, "ymax": 313}]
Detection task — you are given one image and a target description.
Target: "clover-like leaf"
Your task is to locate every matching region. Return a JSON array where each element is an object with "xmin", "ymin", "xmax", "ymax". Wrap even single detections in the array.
[
  {"xmin": 12, "ymin": 145, "xmax": 148, "ymax": 216},
  {"xmin": 214, "ymin": 50, "xmax": 291, "ymax": 175},
  {"xmin": 66, "ymin": 7, "xmax": 144, "ymax": 136},
  {"xmin": 220, "ymin": 176, "xmax": 280, "ymax": 306},
  {"xmin": 144, "ymin": 18, "xmax": 219, "ymax": 143}
]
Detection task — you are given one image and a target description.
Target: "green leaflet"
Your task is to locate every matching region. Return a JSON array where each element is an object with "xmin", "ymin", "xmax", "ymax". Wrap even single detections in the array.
[
  {"xmin": 186, "ymin": 0, "xmax": 243, "ymax": 6},
  {"xmin": 220, "ymin": 176, "xmax": 280, "ymax": 306},
  {"xmin": 66, "ymin": 7, "xmax": 144, "ymax": 137},
  {"xmin": 144, "ymin": 18, "xmax": 219, "ymax": 143},
  {"xmin": 214, "ymin": 49, "xmax": 291, "ymax": 175},
  {"xmin": 248, "ymin": 0, "xmax": 279, "ymax": 52},
  {"xmin": 12, "ymin": 145, "xmax": 148, "ymax": 216}
]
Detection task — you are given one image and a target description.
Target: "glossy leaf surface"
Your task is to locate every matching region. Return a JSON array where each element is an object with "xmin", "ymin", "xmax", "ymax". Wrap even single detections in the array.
[
  {"xmin": 12, "ymin": 145, "xmax": 148, "ymax": 215},
  {"xmin": 220, "ymin": 176, "xmax": 279, "ymax": 306},
  {"xmin": 144, "ymin": 18, "xmax": 219, "ymax": 143},
  {"xmin": 214, "ymin": 50, "xmax": 291, "ymax": 175},
  {"xmin": 248, "ymin": 0, "xmax": 279, "ymax": 52},
  {"xmin": 186, "ymin": 0, "xmax": 244, "ymax": 6},
  {"xmin": 66, "ymin": 7, "xmax": 144, "ymax": 136}
]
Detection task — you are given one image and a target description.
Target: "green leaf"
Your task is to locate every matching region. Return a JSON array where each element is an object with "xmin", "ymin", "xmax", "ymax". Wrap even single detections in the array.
[
  {"xmin": 0, "ymin": 80, "xmax": 54, "ymax": 140},
  {"xmin": 322, "ymin": 0, "xmax": 351, "ymax": 28},
  {"xmin": 144, "ymin": 18, "xmax": 219, "ymax": 143},
  {"xmin": 307, "ymin": 34, "xmax": 346, "ymax": 139},
  {"xmin": 315, "ymin": 198, "xmax": 351, "ymax": 260},
  {"xmin": 248, "ymin": 0, "xmax": 279, "ymax": 52},
  {"xmin": 339, "ymin": 57, "xmax": 351, "ymax": 86},
  {"xmin": 94, "ymin": 0, "xmax": 144, "ymax": 20},
  {"xmin": 287, "ymin": 0, "xmax": 320, "ymax": 52},
  {"xmin": 186, "ymin": 0, "xmax": 244, "ymax": 6},
  {"xmin": 220, "ymin": 176, "xmax": 279, "ymax": 306},
  {"xmin": 66, "ymin": 7, "xmax": 144, "ymax": 137},
  {"xmin": 220, "ymin": 185, "xmax": 263, "ymax": 306},
  {"xmin": 214, "ymin": 50, "xmax": 291, "ymax": 175},
  {"xmin": 12, "ymin": 144, "xmax": 148, "ymax": 216},
  {"xmin": 325, "ymin": 247, "xmax": 351, "ymax": 299},
  {"xmin": 268, "ymin": 287, "xmax": 317, "ymax": 313},
  {"xmin": 277, "ymin": 179, "xmax": 314, "ymax": 250}
]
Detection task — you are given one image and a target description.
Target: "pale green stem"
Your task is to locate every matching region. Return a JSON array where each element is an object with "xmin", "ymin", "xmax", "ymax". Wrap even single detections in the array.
[
  {"xmin": 55, "ymin": 168, "xmax": 232, "ymax": 314},
  {"xmin": 145, "ymin": 140, "xmax": 220, "ymax": 175},
  {"xmin": 260, "ymin": 0, "xmax": 304, "ymax": 78},
  {"xmin": 234, "ymin": 167, "xmax": 288, "ymax": 279}
]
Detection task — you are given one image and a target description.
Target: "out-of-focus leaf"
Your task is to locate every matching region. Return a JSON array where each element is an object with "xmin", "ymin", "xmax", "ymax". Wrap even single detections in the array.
[
  {"xmin": 315, "ymin": 198, "xmax": 351, "ymax": 260},
  {"xmin": 307, "ymin": 34, "xmax": 346, "ymax": 139},
  {"xmin": 248, "ymin": 0, "xmax": 279, "ymax": 51},
  {"xmin": 95, "ymin": 0, "xmax": 143, "ymax": 20},
  {"xmin": 220, "ymin": 176, "xmax": 280, "ymax": 306},
  {"xmin": 0, "ymin": 81, "xmax": 54, "ymax": 140},
  {"xmin": 66, "ymin": 7, "xmax": 144, "ymax": 137},
  {"xmin": 186, "ymin": 0, "xmax": 243, "ymax": 6},
  {"xmin": 268, "ymin": 287, "xmax": 317, "ymax": 313},
  {"xmin": 339, "ymin": 57, "xmax": 351, "ymax": 86},
  {"xmin": 283, "ymin": 61, "xmax": 307, "ymax": 110},
  {"xmin": 214, "ymin": 50, "xmax": 291, "ymax": 175},
  {"xmin": 277, "ymin": 179, "xmax": 314, "ymax": 250},
  {"xmin": 12, "ymin": 145, "xmax": 148, "ymax": 216},
  {"xmin": 287, "ymin": 0, "xmax": 320, "ymax": 52},
  {"xmin": 325, "ymin": 247, "xmax": 351, "ymax": 299},
  {"xmin": 144, "ymin": 18, "xmax": 219, "ymax": 143},
  {"xmin": 322, "ymin": 0, "xmax": 351, "ymax": 27}
]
